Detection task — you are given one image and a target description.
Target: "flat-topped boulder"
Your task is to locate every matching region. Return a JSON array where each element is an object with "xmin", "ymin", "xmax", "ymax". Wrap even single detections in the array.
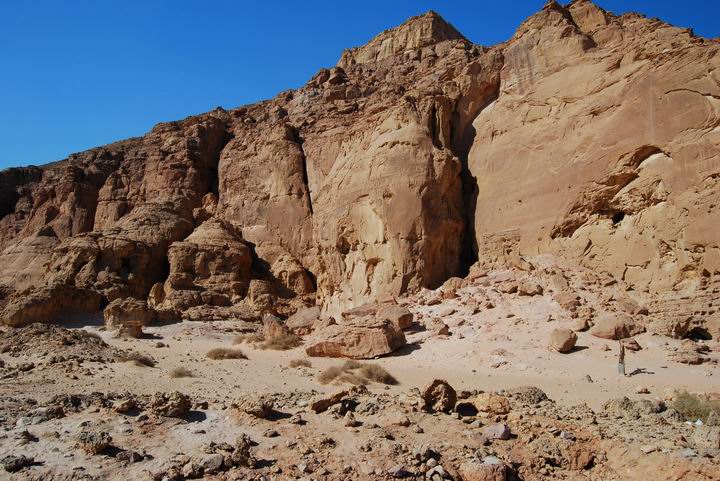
[{"xmin": 305, "ymin": 316, "xmax": 406, "ymax": 359}]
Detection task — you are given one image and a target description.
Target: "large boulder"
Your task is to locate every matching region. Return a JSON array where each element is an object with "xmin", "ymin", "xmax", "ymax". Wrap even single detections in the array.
[
  {"xmin": 548, "ymin": 328, "xmax": 578, "ymax": 353},
  {"xmin": 262, "ymin": 313, "xmax": 290, "ymax": 340},
  {"xmin": 104, "ymin": 297, "xmax": 156, "ymax": 328},
  {"xmin": 1, "ymin": 285, "xmax": 102, "ymax": 327},
  {"xmin": 305, "ymin": 317, "xmax": 406, "ymax": 359},
  {"xmin": 286, "ymin": 306, "xmax": 321, "ymax": 335},
  {"xmin": 422, "ymin": 379, "xmax": 457, "ymax": 413},
  {"xmin": 590, "ymin": 315, "xmax": 643, "ymax": 340},
  {"xmin": 377, "ymin": 305, "xmax": 414, "ymax": 330},
  {"xmin": 104, "ymin": 297, "xmax": 156, "ymax": 338}
]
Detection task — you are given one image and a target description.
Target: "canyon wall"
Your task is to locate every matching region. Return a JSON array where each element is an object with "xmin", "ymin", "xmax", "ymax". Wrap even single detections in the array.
[{"xmin": 0, "ymin": 1, "xmax": 718, "ymax": 326}]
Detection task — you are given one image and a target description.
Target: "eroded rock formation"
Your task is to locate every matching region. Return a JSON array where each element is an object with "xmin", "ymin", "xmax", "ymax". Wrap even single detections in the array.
[{"xmin": 0, "ymin": 3, "xmax": 718, "ymax": 336}]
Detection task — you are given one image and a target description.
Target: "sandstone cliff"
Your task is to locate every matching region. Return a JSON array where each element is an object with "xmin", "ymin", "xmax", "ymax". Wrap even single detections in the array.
[{"xmin": 1, "ymin": 1, "xmax": 718, "ymax": 334}]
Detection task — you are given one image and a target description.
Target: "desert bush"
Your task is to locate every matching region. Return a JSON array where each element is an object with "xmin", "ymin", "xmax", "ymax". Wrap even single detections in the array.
[
  {"xmin": 233, "ymin": 333, "xmax": 264, "ymax": 344},
  {"xmin": 260, "ymin": 333, "xmax": 302, "ymax": 351},
  {"xmin": 117, "ymin": 351, "xmax": 156, "ymax": 367},
  {"xmin": 289, "ymin": 359, "xmax": 312, "ymax": 368},
  {"xmin": 342, "ymin": 360, "xmax": 363, "ymax": 370},
  {"xmin": 317, "ymin": 361, "xmax": 397, "ymax": 386},
  {"xmin": 206, "ymin": 347, "xmax": 247, "ymax": 360},
  {"xmin": 358, "ymin": 363, "xmax": 398, "ymax": 385},
  {"xmin": 317, "ymin": 366, "xmax": 344, "ymax": 384},
  {"xmin": 672, "ymin": 391, "xmax": 720, "ymax": 422},
  {"xmin": 77, "ymin": 330, "xmax": 104, "ymax": 343},
  {"xmin": 169, "ymin": 367, "xmax": 195, "ymax": 378}
]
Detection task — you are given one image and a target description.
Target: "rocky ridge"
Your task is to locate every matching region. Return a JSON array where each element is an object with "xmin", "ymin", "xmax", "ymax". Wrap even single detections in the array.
[{"xmin": 0, "ymin": 1, "xmax": 718, "ymax": 341}]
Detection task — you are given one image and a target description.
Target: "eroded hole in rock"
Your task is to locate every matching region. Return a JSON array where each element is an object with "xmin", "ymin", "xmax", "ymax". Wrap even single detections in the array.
[
  {"xmin": 611, "ymin": 211, "xmax": 626, "ymax": 225},
  {"xmin": 159, "ymin": 256, "xmax": 171, "ymax": 283},
  {"xmin": 687, "ymin": 327, "xmax": 712, "ymax": 341}
]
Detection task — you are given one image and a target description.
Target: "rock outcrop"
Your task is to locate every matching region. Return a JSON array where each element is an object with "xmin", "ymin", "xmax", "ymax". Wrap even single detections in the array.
[{"xmin": 0, "ymin": 3, "xmax": 718, "ymax": 339}]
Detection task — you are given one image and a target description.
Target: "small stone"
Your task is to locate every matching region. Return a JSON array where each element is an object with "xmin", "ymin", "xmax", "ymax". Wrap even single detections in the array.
[
  {"xmin": 76, "ymin": 431, "xmax": 112, "ymax": 455},
  {"xmin": 2, "ymin": 455, "xmax": 34, "ymax": 472},
  {"xmin": 482, "ymin": 423, "xmax": 511, "ymax": 441},
  {"xmin": 116, "ymin": 450, "xmax": 142, "ymax": 463}
]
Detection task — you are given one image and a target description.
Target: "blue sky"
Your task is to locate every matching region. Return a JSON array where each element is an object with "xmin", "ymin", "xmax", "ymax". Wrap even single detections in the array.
[{"xmin": 1, "ymin": 0, "xmax": 718, "ymax": 169}]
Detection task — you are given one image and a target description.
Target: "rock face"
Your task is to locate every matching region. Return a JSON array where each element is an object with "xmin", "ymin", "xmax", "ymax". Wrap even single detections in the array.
[
  {"xmin": 1, "ymin": 3, "xmax": 719, "ymax": 335},
  {"xmin": 469, "ymin": 1, "xmax": 720, "ymax": 299}
]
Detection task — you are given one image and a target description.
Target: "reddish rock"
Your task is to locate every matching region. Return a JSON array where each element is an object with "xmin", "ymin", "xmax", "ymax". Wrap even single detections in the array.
[
  {"xmin": 458, "ymin": 462, "xmax": 507, "ymax": 481},
  {"xmin": 305, "ymin": 317, "xmax": 406, "ymax": 359},
  {"xmin": 422, "ymin": 379, "xmax": 457, "ymax": 413},
  {"xmin": 474, "ymin": 393, "xmax": 511, "ymax": 415},
  {"xmin": 286, "ymin": 306, "xmax": 321, "ymax": 335},
  {"xmin": 376, "ymin": 305, "xmax": 414, "ymax": 330}
]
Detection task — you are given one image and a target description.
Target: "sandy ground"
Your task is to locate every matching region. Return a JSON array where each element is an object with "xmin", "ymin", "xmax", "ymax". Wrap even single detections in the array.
[
  {"xmin": 0, "ymin": 258, "xmax": 718, "ymax": 480},
  {"xmin": 5, "ymin": 310, "xmax": 716, "ymax": 415}
]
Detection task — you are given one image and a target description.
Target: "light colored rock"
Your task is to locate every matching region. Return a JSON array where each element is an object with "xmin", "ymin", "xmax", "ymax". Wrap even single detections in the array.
[
  {"xmin": 148, "ymin": 391, "xmax": 191, "ymax": 418},
  {"xmin": 104, "ymin": 298, "xmax": 156, "ymax": 328},
  {"xmin": 458, "ymin": 461, "xmax": 508, "ymax": 481},
  {"xmin": 549, "ymin": 328, "xmax": 578, "ymax": 353},
  {"xmin": 377, "ymin": 305, "xmax": 414, "ymax": 330},
  {"xmin": 482, "ymin": 423, "xmax": 511, "ymax": 441},
  {"xmin": 473, "ymin": 393, "xmax": 511, "ymax": 415},
  {"xmin": 286, "ymin": 306, "xmax": 321, "ymax": 335},
  {"xmin": 590, "ymin": 315, "xmax": 642, "ymax": 340},
  {"xmin": 262, "ymin": 313, "xmax": 290, "ymax": 340},
  {"xmin": 305, "ymin": 317, "xmax": 406, "ymax": 359}
]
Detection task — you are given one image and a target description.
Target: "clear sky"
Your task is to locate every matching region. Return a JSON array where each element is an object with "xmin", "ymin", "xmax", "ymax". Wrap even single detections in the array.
[{"xmin": 1, "ymin": 0, "xmax": 718, "ymax": 169}]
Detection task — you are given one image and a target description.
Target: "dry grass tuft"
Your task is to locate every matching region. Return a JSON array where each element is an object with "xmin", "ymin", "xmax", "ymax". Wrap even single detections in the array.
[
  {"xmin": 672, "ymin": 391, "xmax": 720, "ymax": 422},
  {"xmin": 260, "ymin": 333, "xmax": 302, "ymax": 351},
  {"xmin": 77, "ymin": 330, "xmax": 104, "ymax": 343},
  {"xmin": 169, "ymin": 367, "xmax": 195, "ymax": 378},
  {"xmin": 317, "ymin": 361, "xmax": 398, "ymax": 386},
  {"xmin": 206, "ymin": 347, "xmax": 247, "ymax": 360},
  {"xmin": 289, "ymin": 358, "xmax": 312, "ymax": 368},
  {"xmin": 317, "ymin": 366, "xmax": 344, "ymax": 385},
  {"xmin": 117, "ymin": 351, "xmax": 156, "ymax": 367},
  {"xmin": 233, "ymin": 333, "xmax": 264, "ymax": 345},
  {"xmin": 358, "ymin": 363, "xmax": 398, "ymax": 385}
]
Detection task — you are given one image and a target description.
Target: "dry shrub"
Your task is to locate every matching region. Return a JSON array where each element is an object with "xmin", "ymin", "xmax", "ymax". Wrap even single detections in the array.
[
  {"xmin": 317, "ymin": 361, "xmax": 397, "ymax": 386},
  {"xmin": 77, "ymin": 330, "xmax": 103, "ymax": 343},
  {"xmin": 117, "ymin": 351, "xmax": 156, "ymax": 367},
  {"xmin": 289, "ymin": 359, "xmax": 312, "ymax": 368},
  {"xmin": 672, "ymin": 391, "xmax": 720, "ymax": 422},
  {"xmin": 317, "ymin": 366, "xmax": 344, "ymax": 385},
  {"xmin": 170, "ymin": 367, "xmax": 195, "ymax": 378},
  {"xmin": 358, "ymin": 363, "xmax": 398, "ymax": 385},
  {"xmin": 260, "ymin": 333, "xmax": 302, "ymax": 351},
  {"xmin": 206, "ymin": 347, "xmax": 247, "ymax": 360},
  {"xmin": 234, "ymin": 333, "xmax": 264, "ymax": 345}
]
